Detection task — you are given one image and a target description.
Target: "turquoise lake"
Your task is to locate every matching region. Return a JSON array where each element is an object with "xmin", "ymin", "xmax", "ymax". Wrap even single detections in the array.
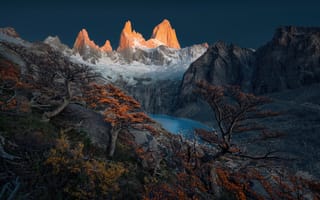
[{"xmin": 150, "ymin": 114, "xmax": 212, "ymax": 138}]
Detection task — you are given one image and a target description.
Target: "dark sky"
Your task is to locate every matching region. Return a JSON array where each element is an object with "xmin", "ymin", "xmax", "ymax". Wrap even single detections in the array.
[{"xmin": 1, "ymin": 0, "xmax": 320, "ymax": 49}]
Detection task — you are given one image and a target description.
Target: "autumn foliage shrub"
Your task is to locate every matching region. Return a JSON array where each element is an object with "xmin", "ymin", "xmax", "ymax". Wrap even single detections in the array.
[
  {"xmin": 84, "ymin": 83, "xmax": 151, "ymax": 156},
  {"xmin": 45, "ymin": 135, "xmax": 127, "ymax": 199}
]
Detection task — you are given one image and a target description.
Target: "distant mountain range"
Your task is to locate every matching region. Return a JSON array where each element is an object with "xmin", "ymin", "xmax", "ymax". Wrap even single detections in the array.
[
  {"xmin": 73, "ymin": 19, "xmax": 181, "ymax": 54},
  {"xmin": 51, "ymin": 19, "xmax": 206, "ymax": 66},
  {"xmin": 40, "ymin": 19, "xmax": 208, "ymax": 84}
]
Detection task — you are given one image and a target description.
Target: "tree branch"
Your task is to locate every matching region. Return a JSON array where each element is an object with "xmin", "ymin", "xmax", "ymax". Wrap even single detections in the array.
[
  {"xmin": 234, "ymin": 151, "xmax": 285, "ymax": 160},
  {"xmin": 42, "ymin": 97, "xmax": 70, "ymax": 121}
]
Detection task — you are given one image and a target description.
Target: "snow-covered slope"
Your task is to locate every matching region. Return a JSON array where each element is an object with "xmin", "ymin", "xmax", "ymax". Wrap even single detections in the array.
[{"xmin": 68, "ymin": 44, "xmax": 207, "ymax": 85}]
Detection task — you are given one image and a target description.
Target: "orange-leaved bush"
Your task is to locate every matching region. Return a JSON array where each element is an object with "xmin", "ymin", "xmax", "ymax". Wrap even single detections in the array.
[{"xmin": 84, "ymin": 83, "xmax": 151, "ymax": 156}]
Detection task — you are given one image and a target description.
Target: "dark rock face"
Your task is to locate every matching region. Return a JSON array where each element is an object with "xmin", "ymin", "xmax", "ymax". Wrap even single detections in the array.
[
  {"xmin": 178, "ymin": 26, "xmax": 320, "ymax": 108},
  {"xmin": 119, "ymin": 79, "xmax": 180, "ymax": 114},
  {"xmin": 178, "ymin": 42, "xmax": 254, "ymax": 107},
  {"xmin": 253, "ymin": 26, "xmax": 320, "ymax": 94}
]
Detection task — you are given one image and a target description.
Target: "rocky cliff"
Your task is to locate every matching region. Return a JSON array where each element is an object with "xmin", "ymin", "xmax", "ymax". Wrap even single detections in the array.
[
  {"xmin": 253, "ymin": 26, "xmax": 320, "ymax": 94},
  {"xmin": 178, "ymin": 26, "xmax": 320, "ymax": 106},
  {"xmin": 178, "ymin": 42, "xmax": 254, "ymax": 105}
]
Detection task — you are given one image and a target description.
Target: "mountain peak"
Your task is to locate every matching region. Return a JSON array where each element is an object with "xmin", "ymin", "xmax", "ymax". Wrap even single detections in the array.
[
  {"xmin": 73, "ymin": 28, "xmax": 99, "ymax": 51},
  {"xmin": 154, "ymin": 19, "xmax": 172, "ymax": 29},
  {"xmin": 123, "ymin": 20, "xmax": 132, "ymax": 34},
  {"xmin": 117, "ymin": 20, "xmax": 147, "ymax": 51},
  {"xmin": 101, "ymin": 40, "xmax": 112, "ymax": 52},
  {"xmin": 117, "ymin": 19, "xmax": 181, "ymax": 51},
  {"xmin": 73, "ymin": 29, "xmax": 112, "ymax": 54},
  {"xmin": 161, "ymin": 19, "xmax": 170, "ymax": 24},
  {"xmin": 73, "ymin": 20, "xmax": 182, "ymax": 53},
  {"xmin": 80, "ymin": 28, "xmax": 88, "ymax": 37},
  {"xmin": 151, "ymin": 19, "xmax": 180, "ymax": 49}
]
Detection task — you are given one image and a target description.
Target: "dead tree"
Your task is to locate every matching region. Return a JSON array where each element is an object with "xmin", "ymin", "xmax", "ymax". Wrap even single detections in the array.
[
  {"xmin": 195, "ymin": 80, "xmax": 282, "ymax": 160},
  {"xmin": 30, "ymin": 62, "xmax": 98, "ymax": 121}
]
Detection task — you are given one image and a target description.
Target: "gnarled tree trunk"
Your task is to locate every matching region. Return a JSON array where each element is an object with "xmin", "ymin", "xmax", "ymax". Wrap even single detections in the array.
[
  {"xmin": 42, "ymin": 80, "xmax": 71, "ymax": 122},
  {"xmin": 108, "ymin": 127, "xmax": 121, "ymax": 157}
]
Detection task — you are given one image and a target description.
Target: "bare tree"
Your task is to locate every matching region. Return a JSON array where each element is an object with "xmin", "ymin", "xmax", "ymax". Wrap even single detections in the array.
[
  {"xmin": 195, "ymin": 80, "xmax": 283, "ymax": 160},
  {"xmin": 30, "ymin": 62, "xmax": 98, "ymax": 121}
]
